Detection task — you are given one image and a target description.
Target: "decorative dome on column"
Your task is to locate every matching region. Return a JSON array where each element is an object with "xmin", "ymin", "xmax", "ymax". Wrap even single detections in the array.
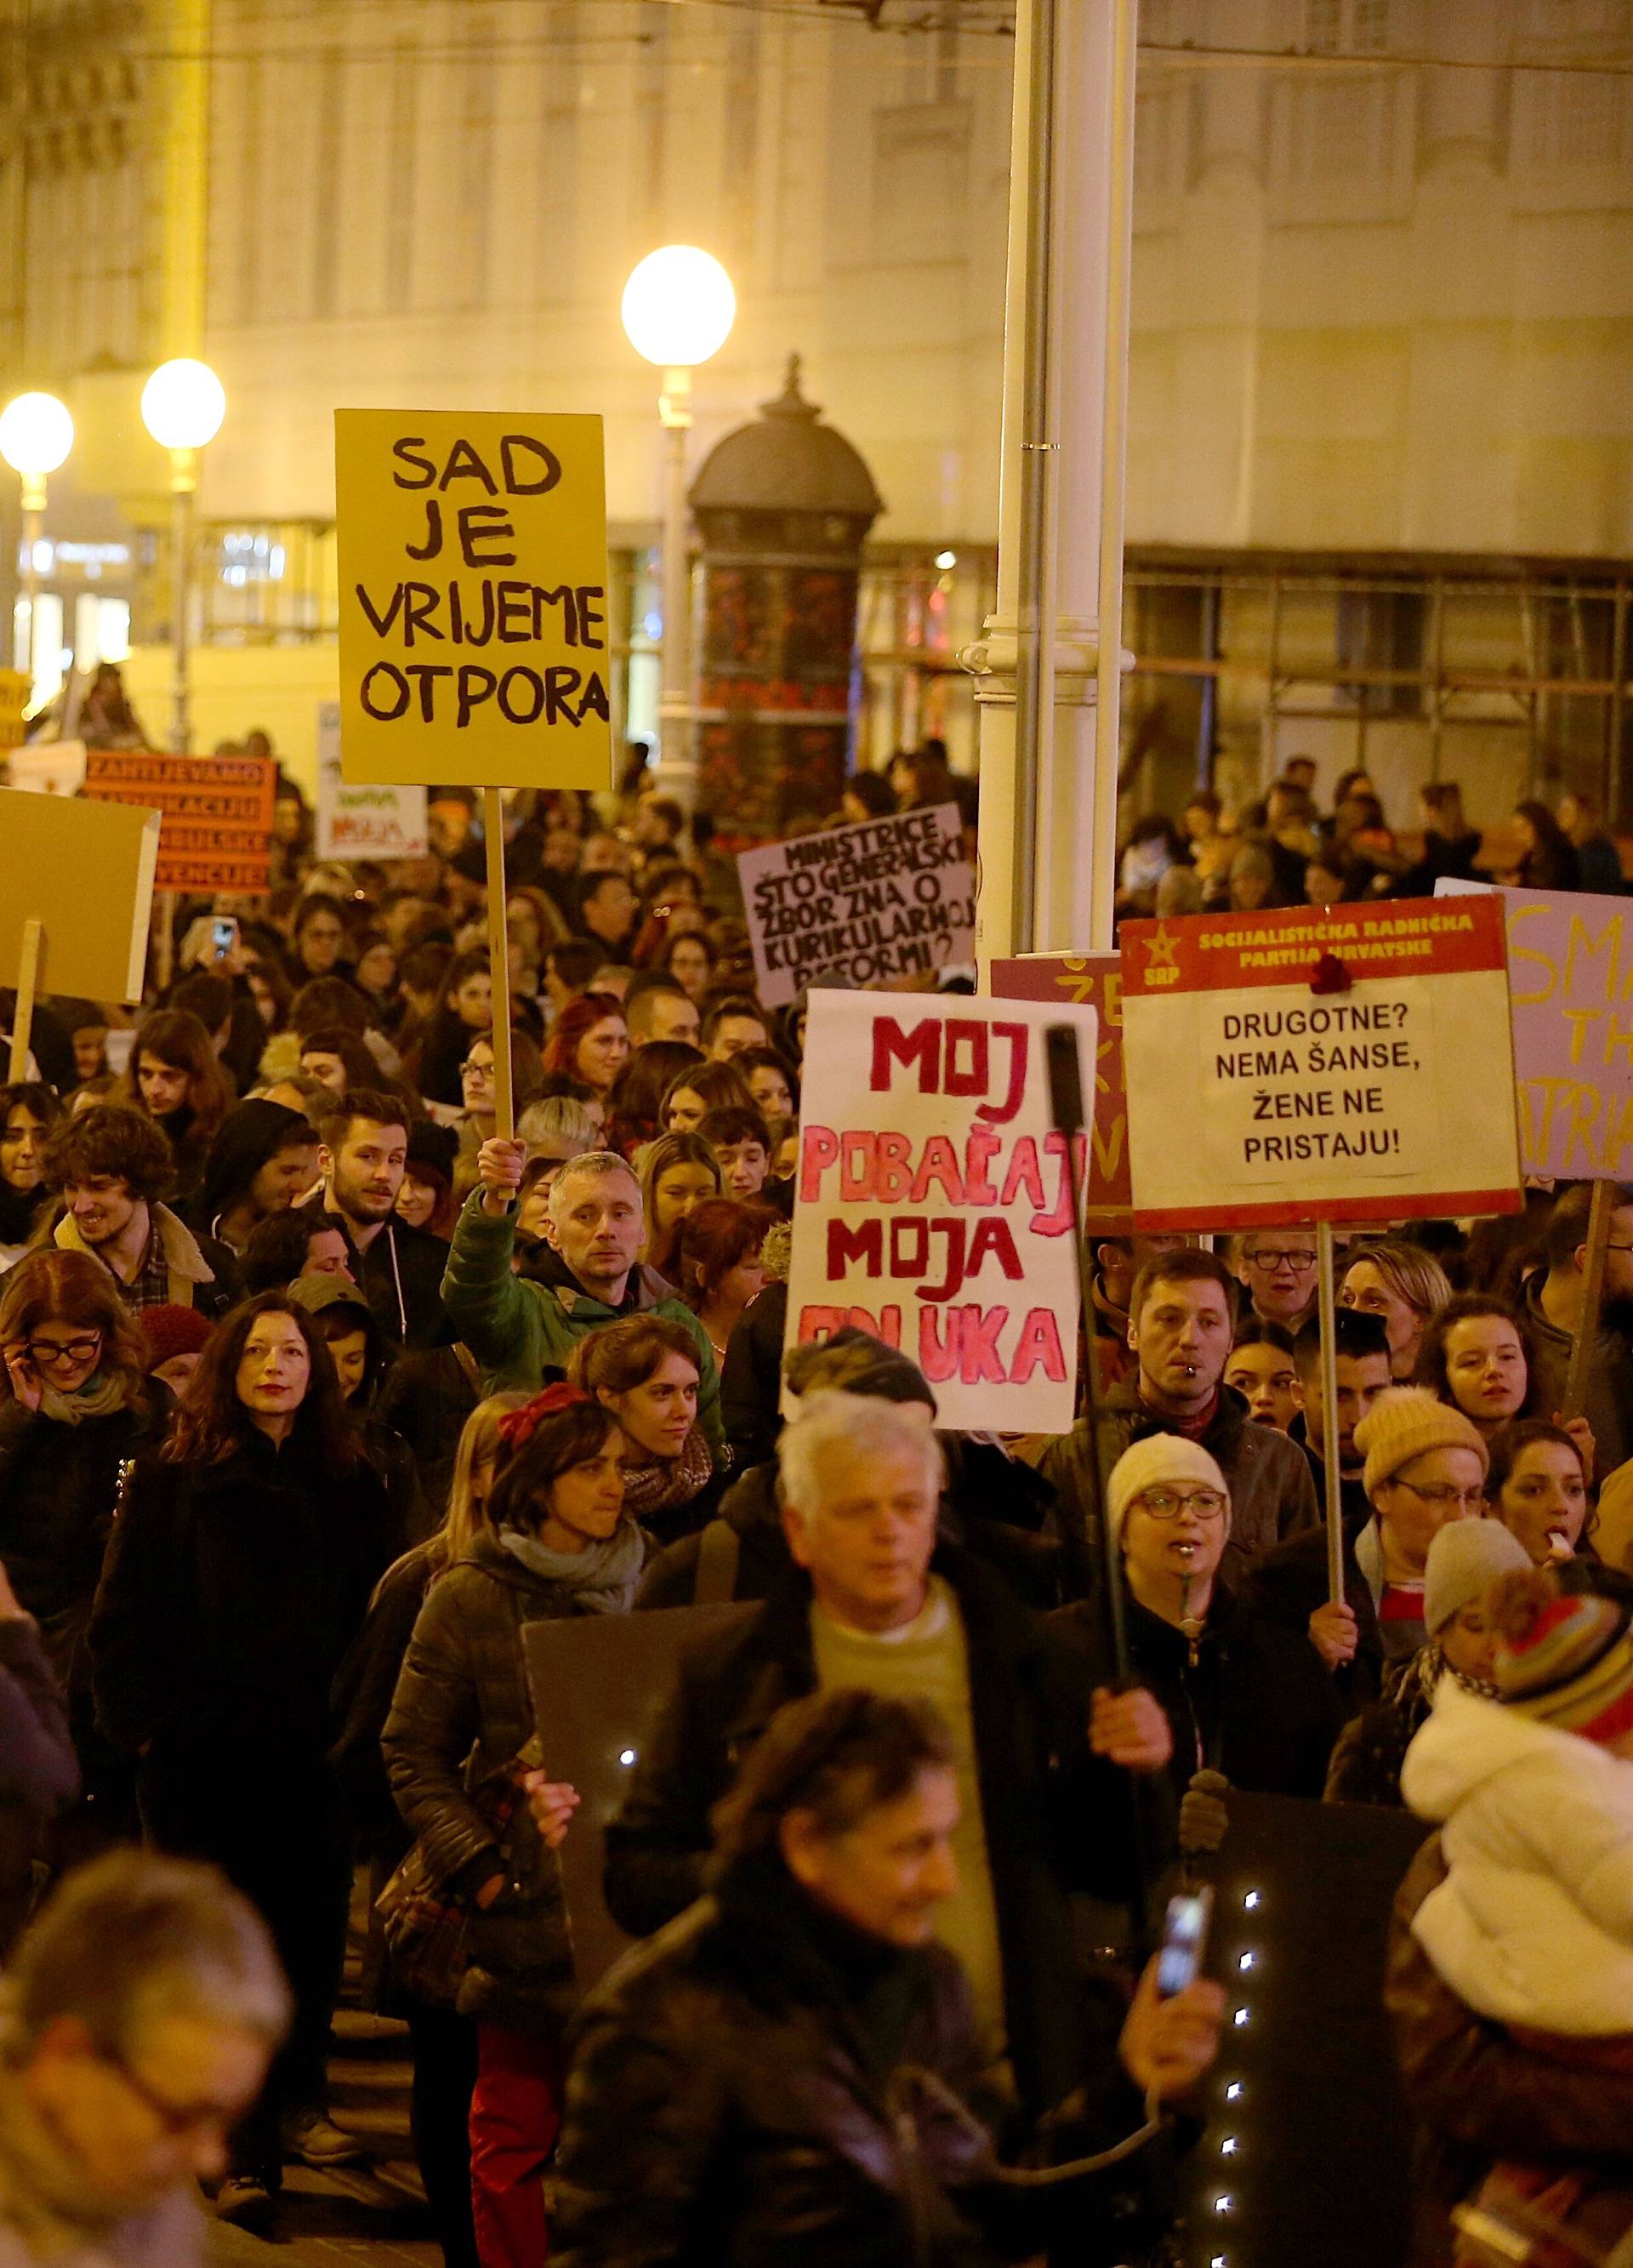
[{"xmin": 688, "ymin": 357, "xmax": 885, "ymax": 843}]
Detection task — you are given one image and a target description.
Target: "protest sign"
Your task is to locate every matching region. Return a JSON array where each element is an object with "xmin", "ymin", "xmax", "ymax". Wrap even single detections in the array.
[
  {"xmin": 786, "ymin": 989, "xmax": 1097, "ymax": 1432},
  {"xmin": 1435, "ymin": 876, "xmax": 1633, "ymax": 1180},
  {"xmin": 0, "ymin": 670, "xmax": 31, "ymax": 748},
  {"xmin": 737, "ymin": 804, "xmax": 974, "ymax": 1006},
  {"xmin": 990, "ymin": 952, "xmax": 1129, "ymax": 1225},
  {"xmin": 80, "ymin": 749, "xmax": 276, "ymax": 892},
  {"xmin": 314, "ymin": 699, "xmax": 427, "ymax": 859},
  {"xmin": 335, "ymin": 408, "xmax": 613, "ymax": 791},
  {"xmin": 0, "ymin": 787, "xmax": 158, "ymax": 1006},
  {"xmin": 3, "ymin": 739, "xmax": 86, "ymax": 795},
  {"xmin": 1120, "ymin": 898, "xmax": 1522, "ymax": 1230}
]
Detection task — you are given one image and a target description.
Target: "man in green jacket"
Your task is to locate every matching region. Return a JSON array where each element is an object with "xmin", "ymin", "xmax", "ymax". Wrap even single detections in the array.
[{"xmin": 441, "ymin": 1141, "xmax": 724, "ymax": 1459}]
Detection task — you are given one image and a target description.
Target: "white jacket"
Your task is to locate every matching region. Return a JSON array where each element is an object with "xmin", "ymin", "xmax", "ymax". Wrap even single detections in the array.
[{"xmin": 1399, "ymin": 1680, "xmax": 1633, "ymax": 2035}]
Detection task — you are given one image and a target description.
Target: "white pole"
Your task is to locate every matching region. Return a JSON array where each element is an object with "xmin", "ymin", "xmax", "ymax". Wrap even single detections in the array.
[
  {"xmin": 656, "ymin": 368, "xmax": 695, "ymax": 811},
  {"xmin": 1090, "ymin": 0, "xmax": 1139, "ymax": 954}
]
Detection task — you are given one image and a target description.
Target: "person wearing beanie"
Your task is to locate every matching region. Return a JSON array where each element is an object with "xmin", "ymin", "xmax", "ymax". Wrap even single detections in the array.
[
  {"xmin": 1326, "ymin": 1518, "xmax": 1533, "ymax": 1806},
  {"xmin": 188, "ymin": 1098, "xmax": 319, "ymax": 1256},
  {"xmin": 1025, "ymin": 1247, "xmax": 1319, "ymax": 1593},
  {"xmin": 1400, "ymin": 1561, "xmax": 1633, "ymax": 2042},
  {"xmin": 1055, "ymin": 1433, "xmax": 1346, "ymax": 1807},
  {"xmin": 1250, "ymin": 1385, "xmax": 1490, "ymax": 1708},
  {"xmin": 137, "ymin": 1302, "xmax": 215, "ymax": 1399},
  {"xmin": 287, "ymin": 1274, "xmax": 429, "ymax": 1551}
]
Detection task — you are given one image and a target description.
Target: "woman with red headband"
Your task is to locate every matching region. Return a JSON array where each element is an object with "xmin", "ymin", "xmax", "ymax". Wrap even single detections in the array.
[{"xmin": 383, "ymin": 1382, "xmax": 648, "ymax": 2268}]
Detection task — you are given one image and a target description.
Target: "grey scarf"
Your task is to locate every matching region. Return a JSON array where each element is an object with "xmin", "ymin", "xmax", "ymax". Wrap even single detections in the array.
[
  {"xmin": 498, "ymin": 1519, "xmax": 646, "ymax": 1615},
  {"xmin": 38, "ymin": 1371, "xmax": 128, "ymax": 1426}
]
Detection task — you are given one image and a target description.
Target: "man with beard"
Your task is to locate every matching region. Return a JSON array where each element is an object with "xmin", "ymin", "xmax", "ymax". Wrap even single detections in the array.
[
  {"xmin": 301, "ymin": 1091, "xmax": 449, "ymax": 1351},
  {"xmin": 1523, "ymin": 1179, "xmax": 1633, "ymax": 1475}
]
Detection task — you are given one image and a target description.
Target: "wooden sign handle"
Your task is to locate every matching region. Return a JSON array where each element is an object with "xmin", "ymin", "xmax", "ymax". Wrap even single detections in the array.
[
  {"xmin": 482, "ymin": 788, "xmax": 515, "ymax": 1143},
  {"xmin": 8, "ymin": 918, "xmax": 41, "ymax": 1084},
  {"xmin": 1562, "ymin": 1177, "xmax": 1613, "ymax": 1425},
  {"xmin": 1317, "ymin": 1222, "xmax": 1346, "ymax": 1609}
]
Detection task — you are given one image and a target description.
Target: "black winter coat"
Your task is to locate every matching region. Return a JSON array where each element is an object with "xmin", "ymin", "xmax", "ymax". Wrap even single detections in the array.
[
  {"xmin": 0, "ymin": 1616, "xmax": 77, "ymax": 1953},
  {"xmin": 1053, "ymin": 1583, "xmax": 1346, "ymax": 1805},
  {"xmin": 373, "ymin": 1345, "xmax": 481, "ymax": 1519},
  {"xmin": 89, "ymin": 1428, "xmax": 395, "ymax": 1772},
  {"xmin": 1244, "ymin": 1520, "xmax": 1385, "ymax": 1709},
  {"xmin": 0, "ymin": 1398, "xmax": 147, "ymax": 1721},
  {"xmin": 555, "ymin": 1855, "xmax": 1159, "ymax": 2268},
  {"xmin": 382, "ymin": 1524, "xmax": 650, "ymax": 2035},
  {"xmin": 299, "ymin": 1199, "xmax": 451, "ymax": 1353},
  {"xmin": 603, "ymin": 1545, "xmax": 1141, "ymax": 2115}
]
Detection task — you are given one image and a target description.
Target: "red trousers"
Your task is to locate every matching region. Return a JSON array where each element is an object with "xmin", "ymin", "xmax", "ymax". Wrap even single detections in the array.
[{"xmin": 469, "ymin": 2024, "xmax": 563, "ymax": 2268}]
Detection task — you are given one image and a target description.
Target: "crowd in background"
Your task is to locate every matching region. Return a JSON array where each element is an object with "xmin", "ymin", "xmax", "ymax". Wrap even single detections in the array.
[
  {"xmin": 1115, "ymin": 753, "xmax": 1627, "ymax": 926},
  {"xmin": 3, "ymin": 725, "xmax": 1633, "ymax": 2268}
]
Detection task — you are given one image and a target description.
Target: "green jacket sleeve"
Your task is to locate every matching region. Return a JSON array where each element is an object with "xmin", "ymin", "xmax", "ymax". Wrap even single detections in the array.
[{"xmin": 440, "ymin": 1190, "xmax": 539, "ymax": 1385}]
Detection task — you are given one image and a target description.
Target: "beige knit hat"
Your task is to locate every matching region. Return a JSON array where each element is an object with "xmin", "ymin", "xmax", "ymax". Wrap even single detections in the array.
[
  {"xmin": 1106, "ymin": 1433, "xmax": 1229, "ymax": 1540},
  {"xmin": 1353, "ymin": 1386, "xmax": 1488, "ymax": 1499}
]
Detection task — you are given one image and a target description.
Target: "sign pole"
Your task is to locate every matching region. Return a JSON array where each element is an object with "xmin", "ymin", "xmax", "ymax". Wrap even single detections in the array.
[
  {"xmin": 8, "ymin": 918, "xmax": 41, "ymax": 1082},
  {"xmin": 1562, "ymin": 1177, "xmax": 1614, "ymax": 1424},
  {"xmin": 1316, "ymin": 1221, "xmax": 1346, "ymax": 1608},
  {"xmin": 482, "ymin": 788, "xmax": 515, "ymax": 1143}
]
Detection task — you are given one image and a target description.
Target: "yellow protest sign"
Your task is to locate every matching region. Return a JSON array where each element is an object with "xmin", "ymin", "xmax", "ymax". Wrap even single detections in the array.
[
  {"xmin": 334, "ymin": 409, "xmax": 613, "ymax": 790},
  {"xmin": 0, "ymin": 787, "xmax": 159, "ymax": 1002}
]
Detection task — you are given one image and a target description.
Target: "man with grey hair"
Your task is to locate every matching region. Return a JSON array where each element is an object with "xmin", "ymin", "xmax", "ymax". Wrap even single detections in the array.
[
  {"xmin": 603, "ymin": 1390, "xmax": 1173, "ymax": 2119},
  {"xmin": 441, "ymin": 1137, "xmax": 722, "ymax": 1452},
  {"xmin": 0, "ymin": 1847, "xmax": 289, "ymax": 2247}
]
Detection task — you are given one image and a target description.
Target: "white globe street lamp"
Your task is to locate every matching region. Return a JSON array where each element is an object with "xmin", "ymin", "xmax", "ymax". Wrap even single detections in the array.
[
  {"xmin": 142, "ymin": 358, "xmax": 226, "ymax": 751},
  {"xmin": 621, "ymin": 248, "xmax": 737, "ymax": 808},
  {"xmin": 0, "ymin": 391, "xmax": 73, "ymax": 687}
]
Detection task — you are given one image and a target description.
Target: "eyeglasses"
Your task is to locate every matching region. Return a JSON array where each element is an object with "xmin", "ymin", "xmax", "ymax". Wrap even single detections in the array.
[
  {"xmin": 26, "ymin": 1334, "xmax": 102, "ymax": 1367},
  {"xmin": 1244, "ymin": 1248, "xmax": 1317, "ymax": 1272},
  {"xmin": 461, "ymin": 1058, "xmax": 494, "ymax": 1080},
  {"xmin": 1389, "ymin": 1479, "xmax": 1487, "ymax": 1513},
  {"xmin": 1132, "ymin": 1488, "xmax": 1228, "ymax": 1521}
]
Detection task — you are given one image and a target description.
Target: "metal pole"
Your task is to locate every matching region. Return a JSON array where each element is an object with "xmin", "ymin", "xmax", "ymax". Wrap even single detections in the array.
[
  {"xmin": 1010, "ymin": 0, "xmax": 1058, "ymax": 960},
  {"xmin": 1317, "ymin": 1222, "xmax": 1346, "ymax": 1608},
  {"xmin": 483, "ymin": 789, "xmax": 515, "ymax": 1143},
  {"xmin": 1089, "ymin": 0, "xmax": 1139, "ymax": 954},
  {"xmin": 168, "ymin": 447, "xmax": 196, "ymax": 753},
  {"xmin": 656, "ymin": 367, "xmax": 694, "ymax": 811},
  {"xmin": 17, "ymin": 470, "xmax": 41, "ymax": 682}
]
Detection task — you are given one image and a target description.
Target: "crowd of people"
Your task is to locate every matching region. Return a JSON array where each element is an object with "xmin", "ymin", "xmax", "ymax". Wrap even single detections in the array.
[
  {"xmin": 2, "ymin": 740, "xmax": 1633, "ymax": 2267},
  {"xmin": 1117, "ymin": 755, "xmax": 1627, "ymax": 924}
]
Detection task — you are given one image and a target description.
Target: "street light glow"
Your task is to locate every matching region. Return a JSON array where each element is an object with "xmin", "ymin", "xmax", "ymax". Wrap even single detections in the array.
[
  {"xmin": 141, "ymin": 357, "xmax": 227, "ymax": 451},
  {"xmin": 621, "ymin": 247, "xmax": 736, "ymax": 369},
  {"xmin": 0, "ymin": 392, "xmax": 73, "ymax": 479}
]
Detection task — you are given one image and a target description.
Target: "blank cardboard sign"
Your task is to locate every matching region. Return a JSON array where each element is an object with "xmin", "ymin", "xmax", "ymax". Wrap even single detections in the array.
[{"xmin": 0, "ymin": 787, "xmax": 160, "ymax": 1001}]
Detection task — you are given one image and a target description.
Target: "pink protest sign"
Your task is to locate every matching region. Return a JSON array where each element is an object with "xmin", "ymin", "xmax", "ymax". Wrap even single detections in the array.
[
  {"xmin": 786, "ymin": 989, "xmax": 1097, "ymax": 1433},
  {"xmin": 1437, "ymin": 879, "xmax": 1633, "ymax": 1178}
]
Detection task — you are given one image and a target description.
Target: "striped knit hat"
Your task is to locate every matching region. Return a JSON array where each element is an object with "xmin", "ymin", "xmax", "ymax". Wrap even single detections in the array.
[{"xmin": 1494, "ymin": 1579, "xmax": 1633, "ymax": 1746}]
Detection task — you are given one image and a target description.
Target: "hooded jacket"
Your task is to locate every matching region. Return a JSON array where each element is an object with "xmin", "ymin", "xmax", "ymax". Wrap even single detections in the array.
[
  {"xmin": 439, "ymin": 1189, "xmax": 723, "ymax": 1457},
  {"xmin": 1400, "ymin": 1682, "xmax": 1633, "ymax": 2036},
  {"xmin": 381, "ymin": 1523, "xmax": 650, "ymax": 2034},
  {"xmin": 296, "ymin": 1194, "xmax": 450, "ymax": 1353}
]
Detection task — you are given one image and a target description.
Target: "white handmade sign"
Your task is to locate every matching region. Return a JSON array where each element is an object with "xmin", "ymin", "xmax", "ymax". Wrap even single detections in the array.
[
  {"xmin": 315, "ymin": 700, "xmax": 428, "ymax": 859},
  {"xmin": 1119, "ymin": 898, "xmax": 1522, "ymax": 1230},
  {"xmin": 786, "ymin": 989, "xmax": 1097, "ymax": 1433},
  {"xmin": 737, "ymin": 803, "xmax": 974, "ymax": 1006}
]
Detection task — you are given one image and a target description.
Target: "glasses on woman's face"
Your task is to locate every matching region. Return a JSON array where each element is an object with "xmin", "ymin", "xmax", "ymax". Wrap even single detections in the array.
[
  {"xmin": 1391, "ymin": 1479, "xmax": 1487, "ymax": 1513},
  {"xmin": 462, "ymin": 1057, "xmax": 495, "ymax": 1086},
  {"xmin": 1132, "ymin": 1488, "xmax": 1227, "ymax": 1521},
  {"xmin": 27, "ymin": 1333, "xmax": 102, "ymax": 1368}
]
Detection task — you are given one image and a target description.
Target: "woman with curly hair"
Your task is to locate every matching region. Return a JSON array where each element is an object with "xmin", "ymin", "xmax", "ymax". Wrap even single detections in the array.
[
  {"xmin": 634, "ymin": 1131, "xmax": 720, "ymax": 1281},
  {"xmin": 90, "ymin": 1292, "xmax": 395, "ymax": 2223},
  {"xmin": 113, "ymin": 1006, "xmax": 234, "ymax": 1205},
  {"xmin": 383, "ymin": 1383, "xmax": 647, "ymax": 2268},
  {"xmin": 0, "ymin": 1249, "xmax": 151, "ymax": 1780}
]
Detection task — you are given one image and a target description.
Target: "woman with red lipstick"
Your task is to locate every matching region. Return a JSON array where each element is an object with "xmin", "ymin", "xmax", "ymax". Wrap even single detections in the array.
[
  {"xmin": 1416, "ymin": 1293, "xmax": 1597, "ymax": 1479},
  {"xmin": 90, "ymin": 1292, "xmax": 395, "ymax": 2224}
]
